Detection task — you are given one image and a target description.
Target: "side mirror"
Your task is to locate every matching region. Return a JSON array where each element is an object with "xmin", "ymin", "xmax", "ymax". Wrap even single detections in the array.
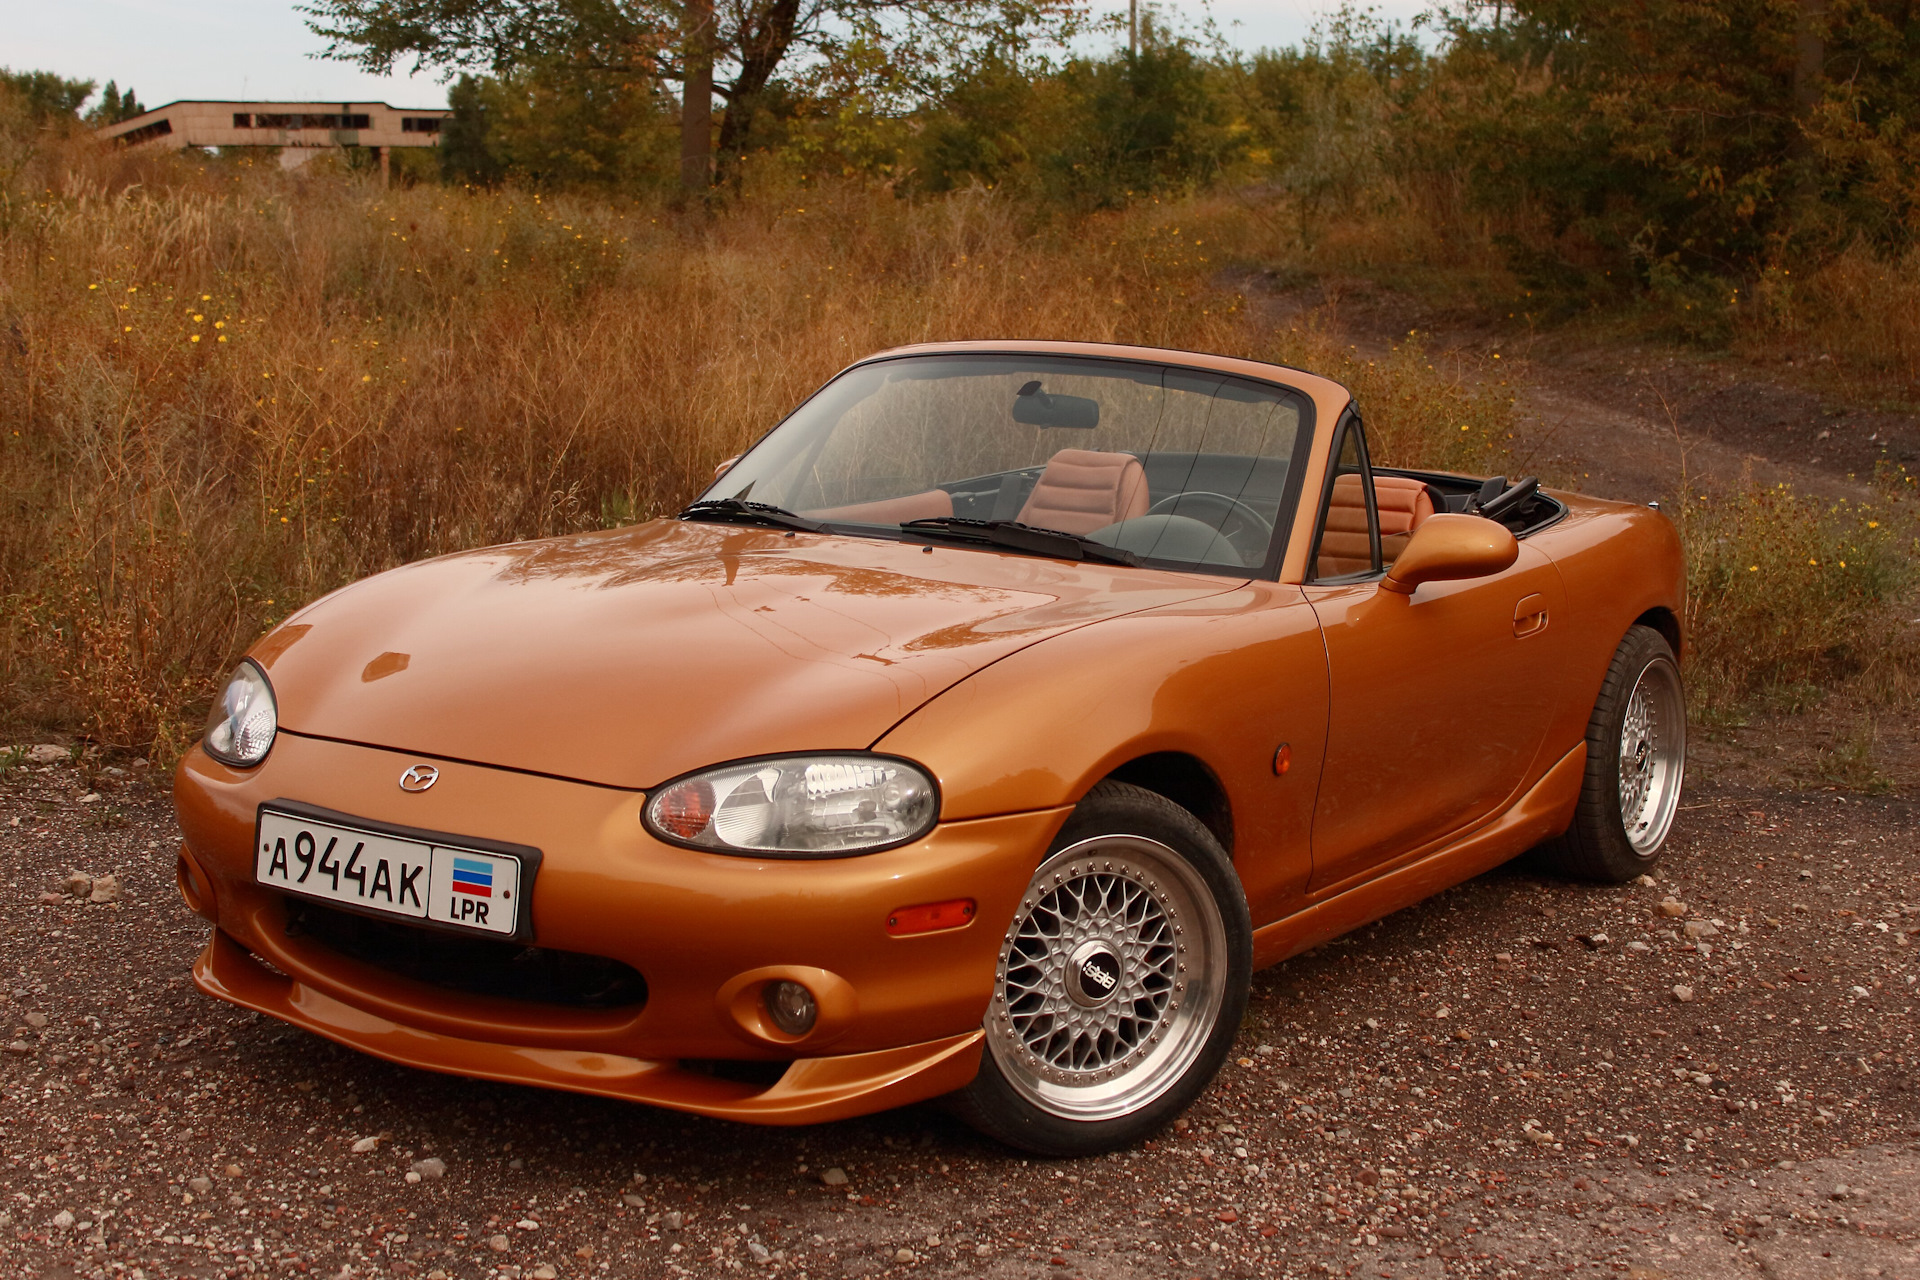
[
  {"xmin": 1381, "ymin": 514, "xmax": 1518, "ymax": 596},
  {"xmin": 713, "ymin": 453, "xmax": 742, "ymax": 482}
]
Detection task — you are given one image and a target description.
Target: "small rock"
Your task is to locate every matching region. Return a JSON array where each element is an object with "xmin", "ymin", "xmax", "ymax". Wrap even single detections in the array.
[
  {"xmin": 515, "ymin": 1218, "xmax": 539, "ymax": 1230},
  {"xmin": 2, "ymin": 1041, "xmax": 28, "ymax": 1056},
  {"xmin": 78, "ymin": 792, "xmax": 101, "ymax": 804},
  {"xmin": 188, "ymin": 1177, "xmax": 212, "ymax": 1195},
  {"xmin": 621, "ymin": 1193, "xmax": 645, "ymax": 1208},
  {"xmin": 487, "ymin": 1234, "xmax": 510, "ymax": 1252},
  {"xmin": 224, "ymin": 1163, "xmax": 242, "ymax": 1177},
  {"xmin": 405, "ymin": 1171, "xmax": 421, "ymax": 1184},
  {"xmin": 350, "ymin": 1137, "xmax": 380, "ymax": 1154},
  {"xmin": 35, "ymin": 892, "xmax": 63, "ymax": 906},
  {"xmin": 747, "ymin": 1240, "xmax": 771, "ymax": 1262},
  {"xmin": 61, "ymin": 872, "xmax": 93, "ymax": 898},
  {"xmin": 894, "ymin": 1248, "xmax": 916, "ymax": 1264},
  {"xmin": 1683, "ymin": 920, "xmax": 1719, "ymax": 940},
  {"xmin": 663, "ymin": 1211, "xmax": 685, "ymax": 1231},
  {"xmin": 1216, "ymin": 1208, "xmax": 1240, "ymax": 1223},
  {"xmin": 27, "ymin": 744, "xmax": 67, "ymax": 764},
  {"xmin": 24, "ymin": 1011, "xmax": 48, "ymax": 1029},
  {"xmin": 1635, "ymin": 874, "xmax": 1657, "ymax": 887},
  {"xmin": 1627, "ymin": 940, "xmax": 1651, "ymax": 952},
  {"xmin": 52, "ymin": 1209, "xmax": 76, "ymax": 1230},
  {"xmin": 1672, "ymin": 985, "xmax": 1696, "ymax": 1004},
  {"xmin": 411, "ymin": 1157, "xmax": 446, "ymax": 1180},
  {"xmin": 820, "ymin": 1167, "xmax": 849, "ymax": 1187},
  {"xmin": 531, "ymin": 1267, "xmax": 558, "ymax": 1280},
  {"xmin": 1831, "ymin": 1184, "xmax": 1851, "ymax": 1201},
  {"xmin": 88, "ymin": 875, "xmax": 121, "ymax": 904},
  {"xmin": 1656, "ymin": 898, "xmax": 1688, "ymax": 918}
]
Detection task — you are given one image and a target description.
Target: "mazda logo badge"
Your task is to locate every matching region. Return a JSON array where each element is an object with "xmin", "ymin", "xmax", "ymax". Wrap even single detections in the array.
[{"xmin": 398, "ymin": 764, "xmax": 440, "ymax": 792}]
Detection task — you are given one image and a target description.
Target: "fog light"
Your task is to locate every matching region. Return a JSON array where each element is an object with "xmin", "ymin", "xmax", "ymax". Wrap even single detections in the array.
[{"xmin": 764, "ymin": 980, "xmax": 818, "ymax": 1036}]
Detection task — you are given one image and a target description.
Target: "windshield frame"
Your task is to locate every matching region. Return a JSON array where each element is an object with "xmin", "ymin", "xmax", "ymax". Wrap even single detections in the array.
[{"xmin": 694, "ymin": 348, "xmax": 1322, "ymax": 582}]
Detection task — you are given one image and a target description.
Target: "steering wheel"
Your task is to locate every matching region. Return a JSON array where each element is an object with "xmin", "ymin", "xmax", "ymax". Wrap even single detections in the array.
[{"xmin": 1144, "ymin": 492, "xmax": 1274, "ymax": 562}]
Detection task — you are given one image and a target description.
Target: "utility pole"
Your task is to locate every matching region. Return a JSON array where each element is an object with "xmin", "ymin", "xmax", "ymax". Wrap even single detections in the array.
[
  {"xmin": 680, "ymin": 0, "xmax": 714, "ymax": 196},
  {"xmin": 1129, "ymin": 0, "xmax": 1137, "ymax": 55}
]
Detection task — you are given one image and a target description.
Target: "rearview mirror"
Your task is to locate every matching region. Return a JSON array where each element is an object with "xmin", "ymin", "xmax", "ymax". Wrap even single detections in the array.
[
  {"xmin": 1012, "ymin": 383, "xmax": 1099, "ymax": 429},
  {"xmin": 1381, "ymin": 514, "xmax": 1518, "ymax": 595}
]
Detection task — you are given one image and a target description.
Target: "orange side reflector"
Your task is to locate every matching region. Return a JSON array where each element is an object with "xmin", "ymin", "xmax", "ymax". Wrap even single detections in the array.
[
  {"xmin": 1273, "ymin": 742, "xmax": 1292, "ymax": 776},
  {"xmin": 886, "ymin": 898, "xmax": 977, "ymax": 937}
]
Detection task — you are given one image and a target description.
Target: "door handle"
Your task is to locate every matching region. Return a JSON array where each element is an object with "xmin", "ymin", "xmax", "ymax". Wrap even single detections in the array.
[{"xmin": 1513, "ymin": 593, "xmax": 1548, "ymax": 638}]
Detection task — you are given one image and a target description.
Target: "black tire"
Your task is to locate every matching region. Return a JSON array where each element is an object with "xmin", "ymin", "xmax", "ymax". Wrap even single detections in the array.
[
  {"xmin": 949, "ymin": 780, "xmax": 1252, "ymax": 1157},
  {"xmin": 1543, "ymin": 625, "xmax": 1687, "ymax": 882}
]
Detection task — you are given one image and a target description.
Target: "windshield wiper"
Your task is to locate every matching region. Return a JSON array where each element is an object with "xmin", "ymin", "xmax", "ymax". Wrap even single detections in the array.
[
  {"xmin": 678, "ymin": 498, "xmax": 825, "ymax": 533},
  {"xmin": 900, "ymin": 517, "xmax": 1141, "ymax": 567}
]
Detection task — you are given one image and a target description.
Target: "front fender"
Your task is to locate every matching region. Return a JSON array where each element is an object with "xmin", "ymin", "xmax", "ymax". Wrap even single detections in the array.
[{"xmin": 873, "ymin": 581, "xmax": 1330, "ymax": 927}]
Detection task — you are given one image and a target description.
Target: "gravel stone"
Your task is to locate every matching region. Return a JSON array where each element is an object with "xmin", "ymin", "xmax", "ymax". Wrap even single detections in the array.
[
  {"xmin": 411, "ymin": 1156, "xmax": 447, "ymax": 1179},
  {"xmin": 87, "ymin": 873, "xmax": 121, "ymax": 903},
  {"xmin": 51, "ymin": 1209, "xmax": 74, "ymax": 1230},
  {"xmin": 820, "ymin": 1166, "xmax": 848, "ymax": 1186},
  {"xmin": 25, "ymin": 744, "xmax": 67, "ymax": 764},
  {"xmin": 1656, "ymin": 897, "xmax": 1689, "ymax": 917},
  {"xmin": 1673, "ymin": 984, "xmax": 1697, "ymax": 1003}
]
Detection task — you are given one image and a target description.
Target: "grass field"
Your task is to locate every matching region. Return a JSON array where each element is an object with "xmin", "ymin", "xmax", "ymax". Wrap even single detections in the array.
[{"xmin": 1, "ymin": 143, "xmax": 1913, "ymax": 758}]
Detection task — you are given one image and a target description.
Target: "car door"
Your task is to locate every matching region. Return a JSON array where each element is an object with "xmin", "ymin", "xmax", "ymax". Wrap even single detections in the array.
[{"xmin": 1301, "ymin": 416, "xmax": 1571, "ymax": 894}]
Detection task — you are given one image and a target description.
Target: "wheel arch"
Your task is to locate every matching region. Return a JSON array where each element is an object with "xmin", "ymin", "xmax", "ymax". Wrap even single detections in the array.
[
  {"xmin": 1099, "ymin": 752, "xmax": 1234, "ymax": 857},
  {"xmin": 1633, "ymin": 606, "xmax": 1682, "ymax": 658}
]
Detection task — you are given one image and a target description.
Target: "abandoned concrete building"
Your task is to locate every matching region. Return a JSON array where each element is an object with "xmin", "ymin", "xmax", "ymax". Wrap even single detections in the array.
[{"xmin": 97, "ymin": 100, "xmax": 452, "ymax": 178}]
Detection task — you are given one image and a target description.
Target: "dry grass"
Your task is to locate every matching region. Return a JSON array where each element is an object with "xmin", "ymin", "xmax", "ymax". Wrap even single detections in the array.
[
  {"xmin": 1, "ymin": 148, "xmax": 1516, "ymax": 758},
  {"xmin": 1676, "ymin": 477, "xmax": 1920, "ymax": 718}
]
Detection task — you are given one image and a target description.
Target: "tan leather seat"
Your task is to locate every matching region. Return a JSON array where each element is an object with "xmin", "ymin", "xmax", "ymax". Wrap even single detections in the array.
[
  {"xmin": 1017, "ymin": 449, "xmax": 1150, "ymax": 536},
  {"xmin": 807, "ymin": 489, "xmax": 954, "ymax": 524},
  {"xmin": 1315, "ymin": 474, "xmax": 1437, "ymax": 578}
]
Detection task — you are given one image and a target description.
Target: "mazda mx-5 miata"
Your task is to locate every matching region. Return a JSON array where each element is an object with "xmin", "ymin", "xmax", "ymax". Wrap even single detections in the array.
[{"xmin": 174, "ymin": 340, "xmax": 1686, "ymax": 1155}]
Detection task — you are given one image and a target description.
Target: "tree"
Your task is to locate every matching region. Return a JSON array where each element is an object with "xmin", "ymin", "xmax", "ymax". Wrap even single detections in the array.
[
  {"xmin": 86, "ymin": 80, "xmax": 145, "ymax": 125},
  {"xmin": 0, "ymin": 69, "xmax": 95, "ymax": 122},
  {"xmin": 299, "ymin": 0, "xmax": 1088, "ymax": 191}
]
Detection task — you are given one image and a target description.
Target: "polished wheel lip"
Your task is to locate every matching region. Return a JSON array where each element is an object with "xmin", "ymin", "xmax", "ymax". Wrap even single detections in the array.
[
  {"xmin": 985, "ymin": 834, "xmax": 1228, "ymax": 1123},
  {"xmin": 1618, "ymin": 656, "xmax": 1686, "ymax": 856}
]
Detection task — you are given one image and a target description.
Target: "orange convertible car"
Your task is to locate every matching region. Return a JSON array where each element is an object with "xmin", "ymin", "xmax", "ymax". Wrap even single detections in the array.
[{"xmin": 174, "ymin": 340, "xmax": 1686, "ymax": 1155}]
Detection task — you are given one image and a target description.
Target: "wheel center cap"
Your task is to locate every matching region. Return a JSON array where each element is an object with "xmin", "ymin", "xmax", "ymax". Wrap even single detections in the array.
[{"xmin": 1066, "ymin": 940, "xmax": 1123, "ymax": 1007}]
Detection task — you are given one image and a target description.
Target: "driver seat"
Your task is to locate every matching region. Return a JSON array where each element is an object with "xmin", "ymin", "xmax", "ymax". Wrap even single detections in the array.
[{"xmin": 1018, "ymin": 449, "xmax": 1150, "ymax": 536}]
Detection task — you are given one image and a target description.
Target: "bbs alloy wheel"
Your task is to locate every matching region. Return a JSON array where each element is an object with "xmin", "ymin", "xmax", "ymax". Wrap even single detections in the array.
[
  {"xmin": 950, "ymin": 781, "xmax": 1250, "ymax": 1156},
  {"xmin": 987, "ymin": 836, "xmax": 1227, "ymax": 1121},
  {"xmin": 1546, "ymin": 624, "xmax": 1688, "ymax": 883},
  {"xmin": 1616, "ymin": 656, "xmax": 1685, "ymax": 855}
]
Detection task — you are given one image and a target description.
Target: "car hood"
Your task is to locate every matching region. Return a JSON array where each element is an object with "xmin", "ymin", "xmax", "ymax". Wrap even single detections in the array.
[{"xmin": 254, "ymin": 520, "xmax": 1239, "ymax": 790}]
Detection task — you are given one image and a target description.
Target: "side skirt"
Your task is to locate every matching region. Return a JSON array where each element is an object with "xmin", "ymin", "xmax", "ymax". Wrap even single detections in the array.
[{"xmin": 1250, "ymin": 743, "xmax": 1586, "ymax": 971}]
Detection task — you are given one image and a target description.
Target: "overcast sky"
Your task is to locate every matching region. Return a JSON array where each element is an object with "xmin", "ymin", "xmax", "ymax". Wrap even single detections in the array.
[{"xmin": 3, "ymin": 0, "xmax": 1431, "ymax": 112}]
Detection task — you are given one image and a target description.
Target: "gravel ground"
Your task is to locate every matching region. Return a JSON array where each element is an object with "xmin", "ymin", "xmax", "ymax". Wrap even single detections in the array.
[{"xmin": 2, "ymin": 751, "xmax": 1917, "ymax": 1280}]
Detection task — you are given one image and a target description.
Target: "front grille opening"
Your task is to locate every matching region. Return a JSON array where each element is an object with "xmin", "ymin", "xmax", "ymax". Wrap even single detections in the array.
[
  {"xmin": 679, "ymin": 1058, "xmax": 791, "ymax": 1088},
  {"xmin": 285, "ymin": 899, "xmax": 647, "ymax": 1011}
]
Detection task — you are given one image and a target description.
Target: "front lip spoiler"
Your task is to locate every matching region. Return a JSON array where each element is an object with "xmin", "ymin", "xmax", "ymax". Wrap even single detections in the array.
[{"xmin": 192, "ymin": 930, "xmax": 984, "ymax": 1125}]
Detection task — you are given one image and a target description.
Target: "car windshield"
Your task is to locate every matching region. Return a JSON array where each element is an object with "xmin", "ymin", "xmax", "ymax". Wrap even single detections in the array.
[{"xmin": 697, "ymin": 354, "xmax": 1312, "ymax": 574}]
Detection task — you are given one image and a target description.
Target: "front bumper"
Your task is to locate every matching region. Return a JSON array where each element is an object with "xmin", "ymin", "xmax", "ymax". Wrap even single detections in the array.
[
  {"xmin": 175, "ymin": 732, "xmax": 1069, "ymax": 1123},
  {"xmin": 193, "ymin": 930, "xmax": 985, "ymax": 1123}
]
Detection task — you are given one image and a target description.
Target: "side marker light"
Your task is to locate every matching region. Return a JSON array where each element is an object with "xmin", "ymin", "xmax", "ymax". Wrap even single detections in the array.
[
  {"xmin": 1273, "ymin": 742, "xmax": 1292, "ymax": 776},
  {"xmin": 886, "ymin": 898, "xmax": 977, "ymax": 937}
]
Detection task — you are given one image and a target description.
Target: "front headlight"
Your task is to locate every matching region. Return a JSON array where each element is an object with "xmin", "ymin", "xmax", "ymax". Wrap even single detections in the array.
[
  {"xmin": 644, "ymin": 755, "xmax": 938, "ymax": 856},
  {"xmin": 204, "ymin": 659, "xmax": 277, "ymax": 767}
]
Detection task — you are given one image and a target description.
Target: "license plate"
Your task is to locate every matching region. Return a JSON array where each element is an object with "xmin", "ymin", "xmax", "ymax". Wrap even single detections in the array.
[{"xmin": 256, "ymin": 806, "xmax": 529, "ymax": 937}]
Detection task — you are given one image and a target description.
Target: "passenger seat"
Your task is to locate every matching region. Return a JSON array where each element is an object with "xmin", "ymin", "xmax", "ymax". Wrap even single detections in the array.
[{"xmin": 1316, "ymin": 474, "xmax": 1439, "ymax": 578}]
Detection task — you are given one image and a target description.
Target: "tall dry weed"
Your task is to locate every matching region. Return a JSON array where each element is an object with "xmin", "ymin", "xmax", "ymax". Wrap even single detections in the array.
[{"xmin": 1, "ymin": 151, "xmax": 1344, "ymax": 754}]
